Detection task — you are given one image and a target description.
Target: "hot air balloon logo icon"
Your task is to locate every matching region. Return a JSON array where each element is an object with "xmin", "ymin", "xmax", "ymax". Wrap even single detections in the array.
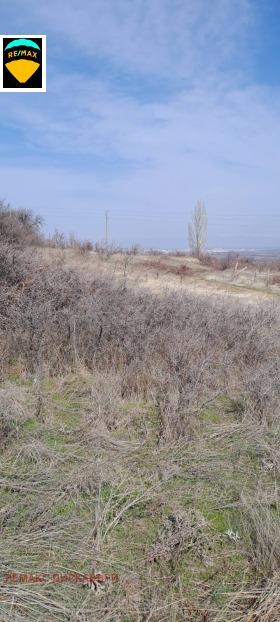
[
  {"xmin": 5, "ymin": 38, "xmax": 41, "ymax": 83},
  {"xmin": 1, "ymin": 35, "xmax": 46, "ymax": 91}
]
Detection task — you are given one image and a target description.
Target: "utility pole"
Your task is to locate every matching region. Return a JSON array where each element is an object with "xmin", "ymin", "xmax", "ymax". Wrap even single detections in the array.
[{"xmin": 105, "ymin": 210, "xmax": 108, "ymax": 249}]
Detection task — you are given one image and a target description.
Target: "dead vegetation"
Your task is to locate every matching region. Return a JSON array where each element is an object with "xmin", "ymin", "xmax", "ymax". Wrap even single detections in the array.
[
  {"xmin": 1, "ymin": 206, "xmax": 280, "ymax": 620},
  {"xmin": 141, "ymin": 259, "xmax": 197, "ymax": 277}
]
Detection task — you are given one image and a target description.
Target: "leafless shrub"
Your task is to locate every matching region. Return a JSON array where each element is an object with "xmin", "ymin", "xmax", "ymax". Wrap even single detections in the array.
[
  {"xmin": 171, "ymin": 264, "xmax": 196, "ymax": 276},
  {"xmin": 155, "ymin": 386, "xmax": 181, "ymax": 444},
  {"xmin": 46, "ymin": 229, "xmax": 67, "ymax": 249},
  {"xmin": 94, "ymin": 241, "xmax": 123, "ymax": 257},
  {"xmin": 198, "ymin": 252, "xmax": 280, "ymax": 274},
  {"xmin": 141, "ymin": 259, "xmax": 170, "ymax": 272},
  {"xmin": 241, "ymin": 258, "xmax": 280, "ymax": 272},
  {"xmin": 147, "ymin": 248, "xmax": 167, "ymax": 256},
  {"xmin": 198, "ymin": 253, "xmax": 224, "ymax": 270},
  {"xmin": 45, "ymin": 231, "xmax": 94, "ymax": 254},
  {"xmin": 67, "ymin": 234, "xmax": 94, "ymax": 253},
  {"xmin": 2, "ymin": 224, "xmax": 280, "ymax": 621},
  {"xmin": 147, "ymin": 509, "xmax": 210, "ymax": 565},
  {"xmin": 1, "ymin": 255, "xmax": 280, "ymax": 439},
  {"xmin": 241, "ymin": 366, "xmax": 280, "ymax": 425},
  {"xmin": 125, "ymin": 243, "xmax": 142, "ymax": 255},
  {"xmin": 238, "ymin": 256, "xmax": 256, "ymax": 267},
  {"xmin": 268, "ymin": 274, "xmax": 280, "ymax": 285},
  {"xmin": 76, "ymin": 240, "xmax": 94, "ymax": 254},
  {"xmin": 220, "ymin": 251, "xmax": 240, "ymax": 270},
  {"xmin": 142, "ymin": 259, "xmax": 196, "ymax": 276},
  {"xmin": 0, "ymin": 243, "xmax": 33, "ymax": 287},
  {"xmin": 168, "ymin": 250, "xmax": 188, "ymax": 257},
  {"xmin": 0, "ymin": 200, "xmax": 43, "ymax": 248}
]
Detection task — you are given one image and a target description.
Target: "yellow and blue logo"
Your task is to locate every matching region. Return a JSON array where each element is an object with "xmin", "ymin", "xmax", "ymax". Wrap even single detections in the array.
[{"xmin": 1, "ymin": 35, "xmax": 46, "ymax": 92}]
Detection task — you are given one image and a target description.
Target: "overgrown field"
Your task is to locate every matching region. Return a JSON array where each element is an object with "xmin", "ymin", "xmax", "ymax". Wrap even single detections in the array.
[{"xmin": 1, "ymin": 229, "xmax": 280, "ymax": 620}]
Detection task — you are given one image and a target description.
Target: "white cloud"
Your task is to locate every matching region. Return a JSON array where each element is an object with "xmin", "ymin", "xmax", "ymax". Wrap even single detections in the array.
[{"xmin": 2, "ymin": 0, "xmax": 254, "ymax": 79}]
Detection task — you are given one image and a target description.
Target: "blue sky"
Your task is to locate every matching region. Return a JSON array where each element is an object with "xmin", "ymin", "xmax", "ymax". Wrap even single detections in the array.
[{"xmin": 0, "ymin": 0, "xmax": 280, "ymax": 249}]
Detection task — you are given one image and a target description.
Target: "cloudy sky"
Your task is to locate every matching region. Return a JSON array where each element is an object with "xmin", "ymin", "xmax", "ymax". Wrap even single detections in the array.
[{"xmin": 0, "ymin": 0, "xmax": 280, "ymax": 249}]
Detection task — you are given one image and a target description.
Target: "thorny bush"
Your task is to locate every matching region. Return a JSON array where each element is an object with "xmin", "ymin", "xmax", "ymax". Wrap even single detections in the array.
[{"xmin": 1, "ymin": 256, "xmax": 280, "ymax": 439}]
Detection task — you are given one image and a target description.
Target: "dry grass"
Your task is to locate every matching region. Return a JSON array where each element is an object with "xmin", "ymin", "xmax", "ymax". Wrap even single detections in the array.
[
  {"xmin": 1, "ymin": 237, "xmax": 280, "ymax": 620},
  {"xmin": 37, "ymin": 247, "xmax": 280, "ymax": 303}
]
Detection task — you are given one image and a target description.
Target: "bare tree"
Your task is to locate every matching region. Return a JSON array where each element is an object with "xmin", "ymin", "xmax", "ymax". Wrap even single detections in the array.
[{"xmin": 188, "ymin": 201, "xmax": 207, "ymax": 256}]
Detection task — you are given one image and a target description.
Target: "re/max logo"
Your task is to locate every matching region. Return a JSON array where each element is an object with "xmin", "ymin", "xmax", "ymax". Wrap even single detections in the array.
[
  {"xmin": 6, "ymin": 50, "xmax": 38, "ymax": 59},
  {"xmin": 0, "ymin": 34, "xmax": 46, "ymax": 92}
]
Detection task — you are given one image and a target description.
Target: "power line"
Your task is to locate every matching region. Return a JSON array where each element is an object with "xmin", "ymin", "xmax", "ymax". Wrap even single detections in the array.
[
  {"xmin": 38, "ymin": 215, "xmax": 280, "ymax": 226},
  {"xmin": 37, "ymin": 209, "xmax": 280, "ymax": 220},
  {"xmin": 36, "ymin": 207, "xmax": 280, "ymax": 220}
]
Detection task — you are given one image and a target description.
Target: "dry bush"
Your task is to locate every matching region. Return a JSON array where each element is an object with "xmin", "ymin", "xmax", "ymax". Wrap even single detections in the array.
[
  {"xmin": 74, "ymin": 240, "xmax": 94, "ymax": 254},
  {"xmin": 0, "ymin": 243, "xmax": 33, "ymax": 287},
  {"xmin": 241, "ymin": 365, "xmax": 280, "ymax": 425},
  {"xmin": 142, "ymin": 259, "xmax": 171, "ymax": 272},
  {"xmin": 167, "ymin": 263, "xmax": 196, "ymax": 276},
  {"xmin": 237, "ymin": 256, "xmax": 280, "ymax": 270},
  {"xmin": 147, "ymin": 249, "xmax": 167, "ymax": 256},
  {"xmin": 125, "ymin": 243, "xmax": 142, "ymax": 255},
  {"xmin": 238, "ymin": 256, "xmax": 256, "ymax": 267},
  {"xmin": 170, "ymin": 263, "xmax": 196, "ymax": 276},
  {"xmin": 218, "ymin": 254, "xmax": 280, "ymax": 274},
  {"xmin": 268, "ymin": 274, "xmax": 280, "ymax": 285},
  {"xmin": 46, "ymin": 228, "xmax": 67, "ymax": 249},
  {"xmin": 2, "ymin": 232, "xmax": 280, "ymax": 621},
  {"xmin": 168, "ymin": 250, "xmax": 188, "ymax": 257},
  {"xmin": 46, "ymin": 231, "xmax": 94, "ymax": 253},
  {"xmin": 1, "ymin": 259, "xmax": 280, "ymax": 438},
  {"xmin": 197, "ymin": 252, "xmax": 280, "ymax": 274},
  {"xmin": 220, "ymin": 252, "xmax": 239, "ymax": 270},
  {"xmin": 94, "ymin": 241, "xmax": 123, "ymax": 257},
  {"xmin": 0, "ymin": 201, "xmax": 43, "ymax": 248},
  {"xmin": 198, "ymin": 253, "xmax": 224, "ymax": 270},
  {"xmin": 147, "ymin": 509, "xmax": 210, "ymax": 565},
  {"xmin": 143, "ymin": 259, "xmax": 196, "ymax": 276}
]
